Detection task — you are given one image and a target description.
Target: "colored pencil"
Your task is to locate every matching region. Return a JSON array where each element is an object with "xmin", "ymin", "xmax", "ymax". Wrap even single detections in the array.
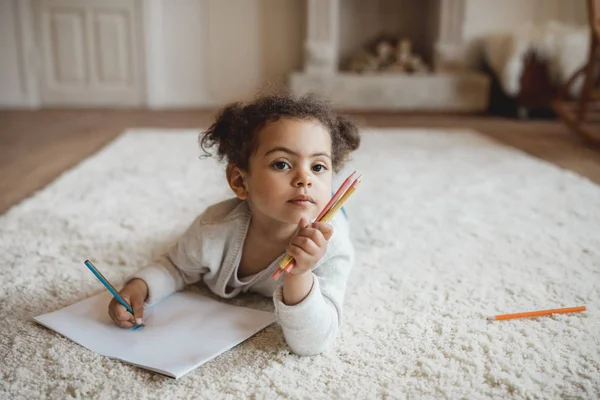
[
  {"xmin": 275, "ymin": 171, "xmax": 358, "ymax": 272},
  {"xmin": 283, "ymin": 181, "xmax": 361, "ymax": 274},
  {"xmin": 321, "ymin": 182, "xmax": 360, "ymax": 223},
  {"xmin": 271, "ymin": 172, "xmax": 362, "ymax": 280},
  {"xmin": 280, "ymin": 175, "xmax": 361, "ymax": 275},
  {"xmin": 486, "ymin": 306, "xmax": 586, "ymax": 321},
  {"xmin": 315, "ymin": 171, "xmax": 357, "ymax": 221},
  {"xmin": 84, "ymin": 259, "xmax": 142, "ymax": 329}
]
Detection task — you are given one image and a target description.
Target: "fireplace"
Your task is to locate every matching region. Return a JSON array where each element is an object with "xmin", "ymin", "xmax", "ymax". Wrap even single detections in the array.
[{"xmin": 289, "ymin": 0, "xmax": 490, "ymax": 111}]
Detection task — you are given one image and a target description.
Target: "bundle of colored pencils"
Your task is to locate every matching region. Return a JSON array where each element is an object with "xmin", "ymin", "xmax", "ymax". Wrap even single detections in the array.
[{"xmin": 271, "ymin": 171, "xmax": 363, "ymax": 280}]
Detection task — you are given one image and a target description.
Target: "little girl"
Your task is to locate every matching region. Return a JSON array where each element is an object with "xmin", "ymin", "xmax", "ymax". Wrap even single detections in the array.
[{"xmin": 108, "ymin": 94, "xmax": 361, "ymax": 355}]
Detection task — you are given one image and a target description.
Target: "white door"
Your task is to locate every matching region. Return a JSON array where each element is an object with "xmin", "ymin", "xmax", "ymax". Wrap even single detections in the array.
[{"xmin": 36, "ymin": 0, "xmax": 143, "ymax": 107}]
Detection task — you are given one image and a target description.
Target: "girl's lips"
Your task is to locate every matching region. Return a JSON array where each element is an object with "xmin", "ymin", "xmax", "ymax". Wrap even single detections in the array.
[
  {"xmin": 289, "ymin": 195, "xmax": 315, "ymax": 203},
  {"xmin": 288, "ymin": 199, "xmax": 313, "ymax": 207}
]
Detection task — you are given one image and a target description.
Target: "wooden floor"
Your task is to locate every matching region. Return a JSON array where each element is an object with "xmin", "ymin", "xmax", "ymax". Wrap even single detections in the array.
[{"xmin": 1, "ymin": 109, "xmax": 599, "ymax": 215}]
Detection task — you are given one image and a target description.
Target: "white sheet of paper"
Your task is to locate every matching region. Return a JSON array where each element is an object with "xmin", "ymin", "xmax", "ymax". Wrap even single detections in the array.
[{"xmin": 34, "ymin": 291, "xmax": 276, "ymax": 379}]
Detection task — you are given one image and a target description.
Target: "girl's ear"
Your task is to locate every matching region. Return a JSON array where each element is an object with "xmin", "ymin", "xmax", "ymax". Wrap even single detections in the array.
[{"xmin": 226, "ymin": 163, "xmax": 249, "ymax": 200}]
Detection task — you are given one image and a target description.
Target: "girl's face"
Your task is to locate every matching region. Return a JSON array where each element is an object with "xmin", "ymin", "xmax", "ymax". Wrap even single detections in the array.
[{"xmin": 243, "ymin": 118, "xmax": 333, "ymax": 226}]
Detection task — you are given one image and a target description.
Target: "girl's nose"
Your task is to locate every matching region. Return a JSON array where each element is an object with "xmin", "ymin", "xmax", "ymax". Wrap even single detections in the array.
[{"xmin": 293, "ymin": 169, "xmax": 312, "ymax": 187}]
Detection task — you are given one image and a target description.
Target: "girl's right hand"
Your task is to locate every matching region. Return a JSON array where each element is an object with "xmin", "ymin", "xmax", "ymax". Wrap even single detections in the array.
[{"xmin": 108, "ymin": 278, "xmax": 148, "ymax": 328}]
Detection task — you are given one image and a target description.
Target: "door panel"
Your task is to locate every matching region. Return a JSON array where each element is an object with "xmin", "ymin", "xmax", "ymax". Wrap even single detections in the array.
[
  {"xmin": 37, "ymin": 0, "xmax": 143, "ymax": 106},
  {"xmin": 94, "ymin": 9, "xmax": 130, "ymax": 84},
  {"xmin": 47, "ymin": 8, "xmax": 87, "ymax": 85}
]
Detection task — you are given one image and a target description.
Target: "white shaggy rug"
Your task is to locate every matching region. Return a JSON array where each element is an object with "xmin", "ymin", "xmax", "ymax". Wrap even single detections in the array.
[{"xmin": 1, "ymin": 128, "xmax": 599, "ymax": 399}]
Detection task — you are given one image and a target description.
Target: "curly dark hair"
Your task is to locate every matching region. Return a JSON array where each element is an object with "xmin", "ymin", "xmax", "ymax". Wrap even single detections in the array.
[{"xmin": 199, "ymin": 94, "xmax": 360, "ymax": 173}]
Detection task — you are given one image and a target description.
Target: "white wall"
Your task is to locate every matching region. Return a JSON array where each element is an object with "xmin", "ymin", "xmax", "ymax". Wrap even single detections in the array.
[
  {"xmin": 146, "ymin": 0, "xmax": 305, "ymax": 108},
  {"xmin": 145, "ymin": 0, "xmax": 209, "ymax": 107},
  {"xmin": 206, "ymin": 0, "xmax": 305, "ymax": 104}
]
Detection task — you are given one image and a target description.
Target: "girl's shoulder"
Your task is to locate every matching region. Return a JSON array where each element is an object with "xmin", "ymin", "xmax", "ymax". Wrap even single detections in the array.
[{"xmin": 198, "ymin": 197, "xmax": 249, "ymax": 226}]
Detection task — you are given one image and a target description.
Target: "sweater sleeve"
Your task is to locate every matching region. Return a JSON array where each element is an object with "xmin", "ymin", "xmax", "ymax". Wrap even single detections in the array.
[
  {"xmin": 129, "ymin": 215, "xmax": 210, "ymax": 306},
  {"xmin": 272, "ymin": 240, "xmax": 354, "ymax": 356}
]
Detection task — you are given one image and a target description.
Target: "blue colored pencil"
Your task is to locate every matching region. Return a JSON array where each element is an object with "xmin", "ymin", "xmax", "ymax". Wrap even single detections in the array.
[{"xmin": 84, "ymin": 259, "xmax": 141, "ymax": 329}]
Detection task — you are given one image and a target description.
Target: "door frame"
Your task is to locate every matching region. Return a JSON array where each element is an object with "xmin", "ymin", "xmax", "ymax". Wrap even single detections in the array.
[{"xmin": 13, "ymin": 0, "xmax": 41, "ymax": 108}]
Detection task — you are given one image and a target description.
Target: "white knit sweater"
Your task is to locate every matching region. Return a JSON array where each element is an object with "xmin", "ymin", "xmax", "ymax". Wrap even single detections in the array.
[{"xmin": 130, "ymin": 198, "xmax": 355, "ymax": 355}]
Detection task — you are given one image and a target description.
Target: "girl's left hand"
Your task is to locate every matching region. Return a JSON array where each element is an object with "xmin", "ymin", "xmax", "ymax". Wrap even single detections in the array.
[{"xmin": 286, "ymin": 217, "xmax": 334, "ymax": 275}]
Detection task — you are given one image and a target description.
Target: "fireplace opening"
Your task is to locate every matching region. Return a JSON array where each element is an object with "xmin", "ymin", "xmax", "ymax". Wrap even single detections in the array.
[{"xmin": 338, "ymin": 0, "xmax": 439, "ymax": 74}]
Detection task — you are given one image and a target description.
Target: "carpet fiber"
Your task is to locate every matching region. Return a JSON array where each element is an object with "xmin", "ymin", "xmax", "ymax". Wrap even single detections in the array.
[{"xmin": 1, "ymin": 128, "xmax": 599, "ymax": 399}]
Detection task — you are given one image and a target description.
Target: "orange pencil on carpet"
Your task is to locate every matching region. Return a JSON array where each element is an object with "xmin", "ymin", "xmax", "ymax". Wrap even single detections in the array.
[{"xmin": 487, "ymin": 306, "xmax": 587, "ymax": 321}]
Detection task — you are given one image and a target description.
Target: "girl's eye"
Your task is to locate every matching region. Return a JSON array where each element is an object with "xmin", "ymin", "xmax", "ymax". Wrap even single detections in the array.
[
  {"xmin": 272, "ymin": 161, "xmax": 290, "ymax": 170},
  {"xmin": 312, "ymin": 164, "xmax": 327, "ymax": 173}
]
